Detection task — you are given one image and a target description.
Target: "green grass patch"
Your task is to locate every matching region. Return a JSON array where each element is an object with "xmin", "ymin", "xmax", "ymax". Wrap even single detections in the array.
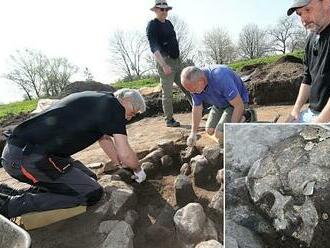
[
  {"xmin": 0, "ymin": 99, "xmax": 37, "ymax": 123},
  {"xmin": 112, "ymin": 77, "xmax": 159, "ymax": 90},
  {"xmin": 229, "ymin": 51, "xmax": 304, "ymax": 72}
]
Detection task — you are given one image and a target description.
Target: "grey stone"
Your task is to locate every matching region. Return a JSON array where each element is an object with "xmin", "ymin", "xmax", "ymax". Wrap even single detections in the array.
[
  {"xmin": 161, "ymin": 155, "xmax": 174, "ymax": 172},
  {"xmin": 225, "ymin": 220, "xmax": 264, "ymax": 248},
  {"xmin": 180, "ymin": 163, "xmax": 191, "ymax": 176},
  {"xmin": 145, "ymin": 223, "xmax": 172, "ymax": 244},
  {"xmin": 191, "ymin": 155, "xmax": 212, "ymax": 188},
  {"xmin": 175, "ymin": 175, "xmax": 197, "ymax": 207},
  {"xmin": 202, "ymin": 145, "xmax": 223, "ymax": 169},
  {"xmin": 124, "ymin": 210, "xmax": 139, "ymax": 226},
  {"xmin": 216, "ymin": 169, "xmax": 223, "ymax": 185},
  {"xmin": 141, "ymin": 161, "xmax": 159, "ymax": 179},
  {"xmin": 174, "ymin": 203, "xmax": 206, "ymax": 245},
  {"xmin": 225, "ymin": 236, "xmax": 239, "ymax": 248},
  {"xmin": 140, "ymin": 148, "xmax": 166, "ymax": 166},
  {"xmin": 209, "ymin": 189, "xmax": 224, "ymax": 218},
  {"xmin": 195, "ymin": 240, "xmax": 223, "ymax": 248},
  {"xmin": 98, "ymin": 220, "xmax": 119, "ymax": 234},
  {"xmin": 100, "ymin": 221, "xmax": 134, "ymax": 248},
  {"xmin": 180, "ymin": 146, "xmax": 200, "ymax": 163}
]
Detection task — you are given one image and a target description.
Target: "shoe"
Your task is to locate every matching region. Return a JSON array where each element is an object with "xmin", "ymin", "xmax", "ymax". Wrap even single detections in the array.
[
  {"xmin": 166, "ymin": 119, "xmax": 180, "ymax": 127},
  {"xmin": 0, "ymin": 184, "xmax": 42, "ymax": 196},
  {"xmin": 0, "ymin": 193, "xmax": 11, "ymax": 218},
  {"xmin": 0, "ymin": 184, "xmax": 21, "ymax": 196}
]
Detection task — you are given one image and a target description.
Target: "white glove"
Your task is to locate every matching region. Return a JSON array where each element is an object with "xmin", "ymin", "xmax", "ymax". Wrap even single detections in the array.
[
  {"xmin": 132, "ymin": 168, "xmax": 146, "ymax": 183},
  {"xmin": 187, "ymin": 132, "xmax": 197, "ymax": 147}
]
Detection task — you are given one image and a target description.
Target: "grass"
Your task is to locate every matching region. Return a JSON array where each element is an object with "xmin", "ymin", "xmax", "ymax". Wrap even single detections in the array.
[
  {"xmin": 0, "ymin": 99, "xmax": 37, "ymax": 123},
  {"xmin": 229, "ymin": 50, "xmax": 304, "ymax": 72},
  {"xmin": 112, "ymin": 77, "xmax": 159, "ymax": 89}
]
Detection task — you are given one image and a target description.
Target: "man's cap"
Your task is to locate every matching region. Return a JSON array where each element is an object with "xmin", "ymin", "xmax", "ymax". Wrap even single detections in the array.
[
  {"xmin": 150, "ymin": 0, "xmax": 172, "ymax": 11},
  {"xmin": 287, "ymin": 0, "xmax": 311, "ymax": 16}
]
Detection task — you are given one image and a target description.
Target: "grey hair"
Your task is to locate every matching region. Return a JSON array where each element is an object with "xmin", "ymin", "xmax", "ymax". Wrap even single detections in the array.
[
  {"xmin": 181, "ymin": 66, "xmax": 204, "ymax": 84},
  {"xmin": 114, "ymin": 88, "xmax": 146, "ymax": 113}
]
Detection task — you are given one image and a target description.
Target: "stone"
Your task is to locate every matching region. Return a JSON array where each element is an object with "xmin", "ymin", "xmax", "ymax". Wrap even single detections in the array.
[
  {"xmin": 216, "ymin": 169, "xmax": 223, "ymax": 185},
  {"xmin": 97, "ymin": 176, "xmax": 137, "ymax": 218},
  {"xmin": 100, "ymin": 221, "xmax": 134, "ymax": 248},
  {"xmin": 246, "ymin": 130, "xmax": 330, "ymax": 246},
  {"xmin": 225, "ymin": 220, "xmax": 264, "ymax": 248},
  {"xmin": 156, "ymin": 140, "xmax": 176, "ymax": 155},
  {"xmin": 208, "ymin": 189, "xmax": 224, "ymax": 218},
  {"xmin": 141, "ymin": 161, "xmax": 159, "ymax": 179},
  {"xmin": 180, "ymin": 146, "xmax": 200, "ymax": 163},
  {"xmin": 145, "ymin": 223, "xmax": 172, "ymax": 244},
  {"xmin": 175, "ymin": 175, "xmax": 197, "ymax": 207},
  {"xmin": 139, "ymin": 148, "xmax": 166, "ymax": 166},
  {"xmin": 155, "ymin": 205, "xmax": 176, "ymax": 228},
  {"xmin": 180, "ymin": 163, "xmax": 191, "ymax": 176},
  {"xmin": 191, "ymin": 155, "xmax": 212, "ymax": 188},
  {"xmin": 124, "ymin": 210, "xmax": 139, "ymax": 226},
  {"xmin": 98, "ymin": 220, "xmax": 119, "ymax": 234},
  {"xmin": 160, "ymin": 155, "xmax": 175, "ymax": 172},
  {"xmin": 202, "ymin": 145, "xmax": 223, "ymax": 169},
  {"xmin": 195, "ymin": 240, "xmax": 223, "ymax": 248},
  {"xmin": 174, "ymin": 203, "xmax": 206, "ymax": 245}
]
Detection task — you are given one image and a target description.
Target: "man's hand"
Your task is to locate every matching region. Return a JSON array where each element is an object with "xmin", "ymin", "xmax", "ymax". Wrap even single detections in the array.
[
  {"xmin": 162, "ymin": 64, "xmax": 172, "ymax": 75},
  {"xmin": 187, "ymin": 132, "xmax": 197, "ymax": 147},
  {"xmin": 132, "ymin": 168, "xmax": 146, "ymax": 183},
  {"xmin": 285, "ymin": 112, "xmax": 299, "ymax": 123}
]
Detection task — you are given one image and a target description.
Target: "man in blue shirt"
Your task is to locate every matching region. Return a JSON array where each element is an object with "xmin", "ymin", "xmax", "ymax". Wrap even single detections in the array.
[{"xmin": 181, "ymin": 65, "xmax": 250, "ymax": 145}]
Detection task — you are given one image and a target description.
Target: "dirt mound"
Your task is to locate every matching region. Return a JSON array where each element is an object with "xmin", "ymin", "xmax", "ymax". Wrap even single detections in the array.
[
  {"xmin": 275, "ymin": 54, "xmax": 303, "ymax": 65},
  {"xmin": 60, "ymin": 81, "xmax": 115, "ymax": 98},
  {"xmin": 242, "ymin": 56, "xmax": 304, "ymax": 105}
]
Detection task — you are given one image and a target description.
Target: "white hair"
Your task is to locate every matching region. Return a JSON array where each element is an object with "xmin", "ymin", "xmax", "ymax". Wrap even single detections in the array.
[
  {"xmin": 114, "ymin": 88, "xmax": 146, "ymax": 113},
  {"xmin": 181, "ymin": 66, "xmax": 204, "ymax": 84}
]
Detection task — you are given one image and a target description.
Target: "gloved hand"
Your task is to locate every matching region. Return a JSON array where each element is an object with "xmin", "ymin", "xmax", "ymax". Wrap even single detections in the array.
[
  {"xmin": 132, "ymin": 168, "xmax": 146, "ymax": 183},
  {"xmin": 187, "ymin": 132, "xmax": 197, "ymax": 147}
]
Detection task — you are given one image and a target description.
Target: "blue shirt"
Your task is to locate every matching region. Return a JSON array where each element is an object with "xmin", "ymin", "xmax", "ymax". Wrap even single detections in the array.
[{"xmin": 192, "ymin": 65, "xmax": 249, "ymax": 108}]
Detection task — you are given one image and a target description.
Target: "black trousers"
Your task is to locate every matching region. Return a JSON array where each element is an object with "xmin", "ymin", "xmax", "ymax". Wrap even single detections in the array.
[{"xmin": 1, "ymin": 143, "xmax": 103, "ymax": 218}]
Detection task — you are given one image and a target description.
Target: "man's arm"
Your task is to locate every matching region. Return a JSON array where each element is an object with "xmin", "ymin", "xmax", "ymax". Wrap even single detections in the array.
[
  {"xmin": 313, "ymin": 98, "xmax": 330, "ymax": 123},
  {"xmin": 186, "ymin": 104, "xmax": 203, "ymax": 146},
  {"xmin": 98, "ymin": 135, "xmax": 121, "ymax": 165},
  {"xmin": 191, "ymin": 105, "xmax": 203, "ymax": 133},
  {"xmin": 286, "ymin": 83, "xmax": 311, "ymax": 122},
  {"xmin": 228, "ymin": 95, "xmax": 244, "ymax": 123},
  {"xmin": 112, "ymin": 134, "xmax": 141, "ymax": 172},
  {"xmin": 154, "ymin": 50, "xmax": 172, "ymax": 75}
]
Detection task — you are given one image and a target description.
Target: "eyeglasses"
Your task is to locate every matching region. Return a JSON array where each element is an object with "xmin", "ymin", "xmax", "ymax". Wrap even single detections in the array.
[
  {"xmin": 157, "ymin": 8, "xmax": 168, "ymax": 12},
  {"xmin": 313, "ymin": 35, "xmax": 320, "ymax": 56}
]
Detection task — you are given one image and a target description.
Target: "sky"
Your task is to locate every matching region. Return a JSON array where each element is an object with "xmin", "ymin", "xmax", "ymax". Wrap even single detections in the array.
[{"xmin": 0, "ymin": 0, "xmax": 295, "ymax": 104}]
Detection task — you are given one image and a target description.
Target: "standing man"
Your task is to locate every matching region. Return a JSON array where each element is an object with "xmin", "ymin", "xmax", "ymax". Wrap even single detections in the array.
[
  {"xmin": 0, "ymin": 89, "xmax": 146, "ymax": 218},
  {"xmin": 181, "ymin": 65, "xmax": 251, "ymax": 146},
  {"xmin": 286, "ymin": 0, "xmax": 330, "ymax": 123},
  {"xmin": 147, "ymin": 0, "xmax": 192, "ymax": 127}
]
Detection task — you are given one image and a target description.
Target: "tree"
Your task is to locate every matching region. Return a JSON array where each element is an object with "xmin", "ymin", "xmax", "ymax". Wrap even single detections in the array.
[
  {"xmin": 109, "ymin": 30, "xmax": 149, "ymax": 81},
  {"xmin": 238, "ymin": 24, "xmax": 269, "ymax": 59},
  {"xmin": 268, "ymin": 15, "xmax": 307, "ymax": 54},
  {"xmin": 168, "ymin": 15, "xmax": 194, "ymax": 63},
  {"xmin": 40, "ymin": 57, "xmax": 78, "ymax": 97},
  {"xmin": 83, "ymin": 67, "xmax": 94, "ymax": 81},
  {"xmin": 202, "ymin": 27, "xmax": 235, "ymax": 64},
  {"xmin": 4, "ymin": 49, "xmax": 47, "ymax": 99},
  {"xmin": 4, "ymin": 49, "xmax": 78, "ymax": 99}
]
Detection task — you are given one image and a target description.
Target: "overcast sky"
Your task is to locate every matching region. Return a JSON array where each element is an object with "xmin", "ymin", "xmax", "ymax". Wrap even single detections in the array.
[{"xmin": 0, "ymin": 0, "xmax": 295, "ymax": 104}]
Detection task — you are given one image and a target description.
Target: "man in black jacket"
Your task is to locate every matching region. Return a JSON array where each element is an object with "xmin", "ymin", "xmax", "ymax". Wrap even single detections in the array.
[
  {"xmin": 147, "ymin": 0, "xmax": 192, "ymax": 127},
  {"xmin": 0, "ymin": 89, "xmax": 147, "ymax": 218},
  {"xmin": 286, "ymin": 0, "xmax": 330, "ymax": 123}
]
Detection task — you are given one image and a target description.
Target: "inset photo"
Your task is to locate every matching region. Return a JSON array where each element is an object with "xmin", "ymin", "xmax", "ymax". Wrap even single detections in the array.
[{"xmin": 224, "ymin": 124, "xmax": 330, "ymax": 248}]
